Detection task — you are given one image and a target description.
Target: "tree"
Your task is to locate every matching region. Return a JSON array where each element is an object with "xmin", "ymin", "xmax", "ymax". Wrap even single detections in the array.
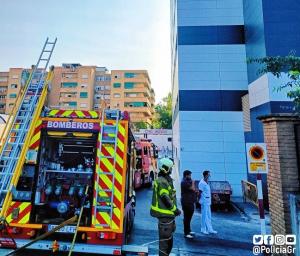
[
  {"xmin": 249, "ymin": 54, "xmax": 300, "ymax": 110},
  {"xmin": 134, "ymin": 121, "xmax": 148, "ymax": 130},
  {"xmin": 153, "ymin": 92, "xmax": 172, "ymax": 129}
]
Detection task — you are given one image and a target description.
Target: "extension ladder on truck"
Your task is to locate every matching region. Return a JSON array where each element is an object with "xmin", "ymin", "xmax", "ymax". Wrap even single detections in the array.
[
  {"xmin": 94, "ymin": 109, "xmax": 121, "ymax": 228},
  {"xmin": 0, "ymin": 38, "xmax": 57, "ymax": 219}
]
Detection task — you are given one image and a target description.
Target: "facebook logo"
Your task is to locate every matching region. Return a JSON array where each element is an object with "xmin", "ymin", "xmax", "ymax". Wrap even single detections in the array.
[{"xmin": 263, "ymin": 235, "xmax": 274, "ymax": 245}]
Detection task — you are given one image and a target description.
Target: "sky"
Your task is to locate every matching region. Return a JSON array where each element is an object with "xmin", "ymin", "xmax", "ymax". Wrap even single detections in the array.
[{"xmin": 0, "ymin": 0, "xmax": 171, "ymax": 102}]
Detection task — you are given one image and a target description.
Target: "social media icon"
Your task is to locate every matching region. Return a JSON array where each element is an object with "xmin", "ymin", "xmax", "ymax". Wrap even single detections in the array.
[
  {"xmin": 264, "ymin": 235, "xmax": 274, "ymax": 245},
  {"xmin": 253, "ymin": 235, "xmax": 263, "ymax": 245},
  {"xmin": 275, "ymin": 235, "xmax": 285, "ymax": 245},
  {"xmin": 286, "ymin": 235, "xmax": 296, "ymax": 245}
]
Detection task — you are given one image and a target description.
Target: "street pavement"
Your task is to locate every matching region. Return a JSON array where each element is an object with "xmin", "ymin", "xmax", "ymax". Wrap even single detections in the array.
[
  {"xmin": 0, "ymin": 187, "xmax": 270, "ymax": 256},
  {"xmin": 130, "ymin": 187, "xmax": 270, "ymax": 256}
]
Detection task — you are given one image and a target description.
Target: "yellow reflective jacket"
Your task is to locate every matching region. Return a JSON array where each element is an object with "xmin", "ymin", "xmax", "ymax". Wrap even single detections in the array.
[{"xmin": 150, "ymin": 174, "xmax": 177, "ymax": 218}]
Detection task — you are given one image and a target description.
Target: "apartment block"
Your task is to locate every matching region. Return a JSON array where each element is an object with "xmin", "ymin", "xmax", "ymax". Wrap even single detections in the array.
[
  {"xmin": 5, "ymin": 68, "xmax": 24, "ymax": 114},
  {"xmin": 49, "ymin": 64, "xmax": 96, "ymax": 110},
  {"xmin": 94, "ymin": 67, "xmax": 111, "ymax": 110},
  {"xmin": 0, "ymin": 72, "xmax": 9, "ymax": 114},
  {"xmin": 110, "ymin": 70, "xmax": 155, "ymax": 127}
]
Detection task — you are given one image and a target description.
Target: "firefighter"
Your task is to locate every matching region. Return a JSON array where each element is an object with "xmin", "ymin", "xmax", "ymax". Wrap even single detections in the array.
[{"xmin": 150, "ymin": 158, "xmax": 181, "ymax": 256}]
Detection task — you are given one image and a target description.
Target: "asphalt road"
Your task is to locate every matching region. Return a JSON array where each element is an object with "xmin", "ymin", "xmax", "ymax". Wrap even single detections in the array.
[{"xmin": 0, "ymin": 186, "xmax": 260, "ymax": 256}]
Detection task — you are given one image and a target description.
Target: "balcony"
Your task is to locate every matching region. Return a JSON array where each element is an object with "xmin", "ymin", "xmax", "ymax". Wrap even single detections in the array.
[{"xmin": 124, "ymin": 107, "xmax": 152, "ymax": 117}]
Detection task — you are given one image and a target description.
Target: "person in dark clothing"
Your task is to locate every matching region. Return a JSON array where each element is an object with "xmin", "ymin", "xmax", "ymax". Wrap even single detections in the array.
[{"xmin": 181, "ymin": 170, "xmax": 196, "ymax": 239}]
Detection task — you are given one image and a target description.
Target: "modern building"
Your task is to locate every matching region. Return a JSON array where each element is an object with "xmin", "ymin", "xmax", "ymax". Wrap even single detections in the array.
[
  {"xmin": 5, "ymin": 68, "xmax": 24, "ymax": 114},
  {"xmin": 49, "ymin": 64, "xmax": 96, "ymax": 110},
  {"xmin": 110, "ymin": 70, "xmax": 155, "ymax": 128},
  {"xmin": 171, "ymin": 0, "xmax": 300, "ymax": 198},
  {"xmin": 0, "ymin": 66, "xmax": 156, "ymax": 126},
  {"xmin": 0, "ymin": 72, "xmax": 9, "ymax": 114},
  {"xmin": 171, "ymin": 0, "xmax": 249, "ymax": 196},
  {"xmin": 94, "ymin": 67, "xmax": 111, "ymax": 110}
]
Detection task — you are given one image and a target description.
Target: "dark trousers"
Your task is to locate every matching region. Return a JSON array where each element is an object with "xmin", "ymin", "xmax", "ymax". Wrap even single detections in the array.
[
  {"xmin": 158, "ymin": 218, "xmax": 176, "ymax": 256},
  {"xmin": 182, "ymin": 203, "xmax": 194, "ymax": 235}
]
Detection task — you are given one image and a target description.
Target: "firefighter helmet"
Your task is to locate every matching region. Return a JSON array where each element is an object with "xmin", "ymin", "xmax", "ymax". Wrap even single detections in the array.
[{"xmin": 158, "ymin": 158, "xmax": 174, "ymax": 174}]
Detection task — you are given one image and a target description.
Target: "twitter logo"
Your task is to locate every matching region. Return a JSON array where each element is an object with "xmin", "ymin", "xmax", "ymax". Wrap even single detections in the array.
[{"xmin": 253, "ymin": 235, "xmax": 263, "ymax": 245}]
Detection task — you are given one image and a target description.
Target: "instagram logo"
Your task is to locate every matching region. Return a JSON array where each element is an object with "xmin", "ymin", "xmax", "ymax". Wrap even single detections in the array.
[{"xmin": 275, "ymin": 235, "xmax": 285, "ymax": 245}]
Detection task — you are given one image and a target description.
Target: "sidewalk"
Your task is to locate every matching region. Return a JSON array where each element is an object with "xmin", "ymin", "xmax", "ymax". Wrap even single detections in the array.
[{"xmin": 130, "ymin": 189, "xmax": 264, "ymax": 255}]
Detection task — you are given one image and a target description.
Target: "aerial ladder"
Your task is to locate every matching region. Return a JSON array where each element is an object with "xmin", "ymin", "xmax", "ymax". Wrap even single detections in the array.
[{"xmin": 0, "ymin": 38, "xmax": 57, "ymax": 219}]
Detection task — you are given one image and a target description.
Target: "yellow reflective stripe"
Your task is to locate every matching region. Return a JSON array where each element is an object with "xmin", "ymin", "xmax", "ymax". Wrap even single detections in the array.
[
  {"xmin": 151, "ymin": 205, "xmax": 175, "ymax": 216},
  {"xmin": 90, "ymin": 111, "xmax": 98, "ymax": 118},
  {"xmin": 159, "ymin": 189, "xmax": 169, "ymax": 196},
  {"xmin": 75, "ymin": 110, "xmax": 85, "ymax": 118},
  {"xmin": 170, "ymin": 205, "xmax": 177, "ymax": 212}
]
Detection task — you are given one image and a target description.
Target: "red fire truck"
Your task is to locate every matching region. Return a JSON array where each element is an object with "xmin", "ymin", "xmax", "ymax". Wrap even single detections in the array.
[{"xmin": 133, "ymin": 139, "xmax": 158, "ymax": 189}]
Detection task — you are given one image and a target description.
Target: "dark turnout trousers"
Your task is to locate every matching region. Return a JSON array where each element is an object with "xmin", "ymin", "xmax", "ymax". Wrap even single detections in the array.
[
  {"xmin": 182, "ymin": 203, "xmax": 194, "ymax": 235},
  {"xmin": 158, "ymin": 217, "xmax": 176, "ymax": 256}
]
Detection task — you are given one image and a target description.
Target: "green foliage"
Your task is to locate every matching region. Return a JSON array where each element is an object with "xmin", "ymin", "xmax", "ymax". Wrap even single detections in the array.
[
  {"xmin": 134, "ymin": 121, "xmax": 148, "ymax": 130},
  {"xmin": 153, "ymin": 92, "xmax": 172, "ymax": 129},
  {"xmin": 249, "ymin": 54, "xmax": 300, "ymax": 111}
]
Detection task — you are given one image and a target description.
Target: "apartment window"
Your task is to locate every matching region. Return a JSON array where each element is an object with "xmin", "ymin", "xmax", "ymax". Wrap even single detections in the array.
[
  {"xmin": 124, "ymin": 82, "xmax": 135, "ymax": 89},
  {"xmin": 105, "ymin": 85, "xmax": 111, "ymax": 90},
  {"xmin": 82, "ymin": 74, "xmax": 88, "ymax": 79},
  {"xmin": 114, "ymin": 93, "xmax": 121, "ymax": 98},
  {"xmin": 124, "ymin": 73, "xmax": 136, "ymax": 78},
  {"xmin": 80, "ymin": 92, "xmax": 88, "ymax": 98},
  {"xmin": 0, "ymin": 95, "xmax": 6, "ymax": 99},
  {"xmin": 95, "ymin": 86, "xmax": 104, "ymax": 91},
  {"xmin": 114, "ymin": 74, "xmax": 120, "ymax": 79},
  {"xmin": 9, "ymin": 103, "xmax": 14, "ymax": 107},
  {"xmin": 61, "ymin": 82, "xmax": 78, "ymax": 88},
  {"xmin": 81, "ymin": 84, "xmax": 87, "ymax": 88},
  {"xmin": 104, "ymin": 94, "xmax": 110, "ymax": 99},
  {"xmin": 113, "ymin": 83, "xmax": 121, "ymax": 88},
  {"xmin": 12, "ymin": 75, "xmax": 18, "ymax": 79},
  {"xmin": 125, "ymin": 93, "xmax": 138, "ymax": 97},
  {"xmin": 62, "ymin": 73, "xmax": 73, "ymax": 79},
  {"xmin": 0, "ymin": 77, "xmax": 8, "ymax": 82},
  {"xmin": 124, "ymin": 102, "xmax": 146, "ymax": 107},
  {"xmin": 10, "ymin": 84, "xmax": 17, "ymax": 89},
  {"xmin": 69, "ymin": 102, "xmax": 77, "ymax": 106},
  {"xmin": 80, "ymin": 103, "xmax": 87, "ymax": 108},
  {"xmin": 9, "ymin": 93, "xmax": 17, "ymax": 98}
]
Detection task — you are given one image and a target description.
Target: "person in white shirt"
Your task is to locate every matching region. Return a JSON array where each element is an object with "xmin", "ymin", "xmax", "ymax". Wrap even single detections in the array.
[{"xmin": 198, "ymin": 170, "xmax": 217, "ymax": 235}]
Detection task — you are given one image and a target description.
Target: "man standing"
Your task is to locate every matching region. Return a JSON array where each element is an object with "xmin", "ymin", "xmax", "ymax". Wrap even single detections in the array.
[
  {"xmin": 198, "ymin": 170, "xmax": 217, "ymax": 234},
  {"xmin": 150, "ymin": 158, "xmax": 181, "ymax": 256},
  {"xmin": 181, "ymin": 170, "xmax": 196, "ymax": 239}
]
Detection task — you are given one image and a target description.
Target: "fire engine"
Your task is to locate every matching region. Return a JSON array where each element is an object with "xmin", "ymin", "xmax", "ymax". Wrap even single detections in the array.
[
  {"xmin": 0, "ymin": 39, "xmax": 147, "ymax": 255},
  {"xmin": 133, "ymin": 139, "xmax": 158, "ymax": 189}
]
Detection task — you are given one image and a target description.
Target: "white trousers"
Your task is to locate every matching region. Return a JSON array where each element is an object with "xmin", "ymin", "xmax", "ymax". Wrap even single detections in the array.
[{"xmin": 201, "ymin": 203, "xmax": 214, "ymax": 232}]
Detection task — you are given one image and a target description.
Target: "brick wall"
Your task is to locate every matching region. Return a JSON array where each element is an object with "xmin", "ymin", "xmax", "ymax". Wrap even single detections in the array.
[{"xmin": 260, "ymin": 115, "xmax": 300, "ymax": 235}]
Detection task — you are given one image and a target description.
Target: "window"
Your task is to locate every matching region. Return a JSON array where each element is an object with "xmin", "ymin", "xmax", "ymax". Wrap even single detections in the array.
[
  {"xmin": 9, "ymin": 93, "xmax": 17, "ymax": 98},
  {"xmin": 9, "ymin": 103, "xmax": 14, "ymax": 107},
  {"xmin": 124, "ymin": 73, "xmax": 136, "ymax": 78},
  {"xmin": 10, "ymin": 84, "xmax": 17, "ymax": 89},
  {"xmin": 80, "ymin": 103, "xmax": 87, "ymax": 108},
  {"xmin": 105, "ymin": 85, "xmax": 111, "ymax": 90},
  {"xmin": 61, "ymin": 82, "xmax": 78, "ymax": 88},
  {"xmin": 80, "ymin": 92, "xmax": 88, "ymax": 98},
  {"xmin": 12, "ymin": 75, "xmax": 18, "ymax": 79},
  {"xmin": 104, "ymin": 94, "xmax": 110, "ymax": 99},
  {"xmin": 124, "ymin": 82, "xmax": 135, "ymax": 89},
  {"xmin": 0, "ymin": 95, "xmax": 6, "ymax": 99},
  {"xmin": 95, "ymin": 86, "xmax": 104, "ymax": 91},
  {"xmin": 82, "ymin": 74, "xmax": 88, "ymax": 79},
  {"xmin": 113, "ymin": 83, "xmax": 121, "ymax": 88},
  {"xmin": 81, "ymin": 84, "xmax": 87, "ymax": 88},
  {"xmin": 124, "ymin": 102, "xmax": 146, "ymax": 107},
  {"xmin": 62, "ymin": 73, "xmax": 74, "ymax": 79},
  {"xmin": 168, "ymin": 137, "xmax": 172, "ymax": 142},
  {"xmin": 114, "ymin": 93, "xmax": 121, "ymax": 98},
  {"xmin": 0, "ymin": 77, "xmax": 8, "ymax": 82},
  {"xmin": 69, "ymin": 102, "xmax": 77, "ymax": 106},
  {"xmin": 125, "ymin": 93, "xmax": 138, "ymax": 97},
  {"xmin": 114, "ymin": 74, "xmax": 120, "ymax": 79}
]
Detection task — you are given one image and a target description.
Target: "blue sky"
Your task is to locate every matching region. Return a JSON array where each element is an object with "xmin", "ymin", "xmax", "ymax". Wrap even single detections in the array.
[{"xmin": 0, "ymin": 0, "xmax": 171, "ymax": 102}]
